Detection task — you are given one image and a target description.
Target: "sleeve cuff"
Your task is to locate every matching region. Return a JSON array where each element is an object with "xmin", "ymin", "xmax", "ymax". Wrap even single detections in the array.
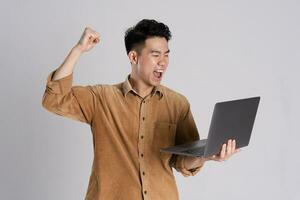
[
  {"xmin": 175, "ymin": 155, "xmax": 203, "ymax": 177},
  {"xmin": 46, "ymin": 70, "xmax": 73, "ymax": 95}
]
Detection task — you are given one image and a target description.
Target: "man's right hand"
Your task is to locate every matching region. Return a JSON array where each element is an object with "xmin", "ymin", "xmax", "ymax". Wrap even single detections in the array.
[
  {"xmin": 51, "ymin": 27, "xmax": 100, "ymax": 81},
  {"xmin": 75, "ymin": 27, "xmax": 100, "ymax": 53}
]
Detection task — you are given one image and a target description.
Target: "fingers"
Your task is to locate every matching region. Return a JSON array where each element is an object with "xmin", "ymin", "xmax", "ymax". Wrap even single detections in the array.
[
  {"xmin": 225, "ymin": 139, "xmax": 241, "ymax": 159},
  {"xmin": 232, "ymin": 139, "xmax": 236, "ymax": 152},
  {"xmin": 212, "ymin": 139, "xmax": 241, "ymax": 162},
  {"xmin": 225, "ymin": 139, "xmax": 235, "ymax": 159},
  {"xmin": 85, "ymin": 27, "xmax": 100, "ymax": 44},
  {"xmin": 226, "ymin": 139, "xmax": 232, "ymax": 155},
  {"xmin": 232, "ymin": 140, "xmax": 241, "ymax": 153},
  {"xmin": 77, "ymin": 27, "xmax": 101, "ymax": 52},
  {"xmin": 220, "ymin": 143, "xmax": 226, "ymax": 160}
]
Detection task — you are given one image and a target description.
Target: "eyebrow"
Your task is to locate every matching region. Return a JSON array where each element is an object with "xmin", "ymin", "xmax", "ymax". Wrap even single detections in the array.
[{"xmin": 150, "ymin": 49, "xmax": 170, "ymax": 54}]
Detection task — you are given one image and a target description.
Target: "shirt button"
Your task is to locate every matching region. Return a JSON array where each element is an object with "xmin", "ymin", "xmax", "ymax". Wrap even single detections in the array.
[
  {"xmin": 143, "ymin": 100, "xmax": 146, "ymax": 103},
  {"xmin": 142, "ymin": 171, "xmax": 145, "ymax": 176},
  {"xmin": 141, "ymin": 153, "xmax": 144, "ymax": 157},
  {"xmin": 144, "ymin": 190, "xmax": 147, "ymax": 194},
  {"xmin": 142, "ymin": 117, "xmax": 145, "ymax": 121},
  {"xmin": 140, "ymin": 135, "xmax": 144, "ymax": 139}
]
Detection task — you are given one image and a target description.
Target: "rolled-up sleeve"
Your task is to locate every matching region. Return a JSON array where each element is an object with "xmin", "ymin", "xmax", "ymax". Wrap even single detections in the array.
[
  {"xmin": 173, "ymin": 155, "xmax": 203, "ymax": 177},
  {"xmin": 171, "ymin": 98, "xmax": 204, "ymax": 176},
  {"xmin": 42, "ymin": 70, "xmax": 98, "ymax": 124}
]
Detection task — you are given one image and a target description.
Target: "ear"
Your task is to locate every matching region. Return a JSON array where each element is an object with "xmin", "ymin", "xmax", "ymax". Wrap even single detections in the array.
[{"xmin": 128, "ymin": 50, "xmax": 138, "ymax": 65}]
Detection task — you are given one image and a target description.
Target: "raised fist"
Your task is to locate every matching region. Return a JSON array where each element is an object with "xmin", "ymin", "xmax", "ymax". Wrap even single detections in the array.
[{"xmin": 76, "ymin": 27, "xmax": 100, "ymax": 53}]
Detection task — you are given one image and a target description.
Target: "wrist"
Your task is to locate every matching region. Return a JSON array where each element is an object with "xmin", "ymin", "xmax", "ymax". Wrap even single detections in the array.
[{"xmin": 72, "ymin": 44, "xmax": 84, "ymax": 55}]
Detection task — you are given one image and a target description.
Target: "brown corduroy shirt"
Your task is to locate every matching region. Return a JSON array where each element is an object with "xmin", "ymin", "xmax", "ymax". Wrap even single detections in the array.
[{"xmin": 42, "ymin": 71, "xmax": 203, "ymax": 200}]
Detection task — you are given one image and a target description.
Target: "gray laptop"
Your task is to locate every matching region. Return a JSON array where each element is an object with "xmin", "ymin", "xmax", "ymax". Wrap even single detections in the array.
[{"xmin": 160, "ymin": 96, "xmax": 260, "ymax": 158}]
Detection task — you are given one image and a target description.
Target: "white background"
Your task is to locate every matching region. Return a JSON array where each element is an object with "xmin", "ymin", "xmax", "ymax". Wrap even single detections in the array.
[{"xmin": 1, "ymin": 0, "xmax": 299, "ymax": 199}]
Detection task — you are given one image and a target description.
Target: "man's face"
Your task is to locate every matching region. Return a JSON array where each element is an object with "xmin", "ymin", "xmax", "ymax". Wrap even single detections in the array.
[{"xmin": 132, "ymin": 37, "xmax": 170, "ymax": 87}]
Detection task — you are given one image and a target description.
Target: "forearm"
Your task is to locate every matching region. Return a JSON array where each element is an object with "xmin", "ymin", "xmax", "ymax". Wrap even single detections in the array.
[{"xmin": 52, "ymin": 45, "xmax": 82, "ymax": 81}]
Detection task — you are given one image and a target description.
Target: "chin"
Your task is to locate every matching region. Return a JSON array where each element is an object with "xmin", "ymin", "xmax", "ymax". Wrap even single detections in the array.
[
  {"xmin": 150, "ymin": 80, "xmax": 161, "ymax": 87},
  {"xmin": 149, "ymin": 77, "xmax": 162, "ymax": 86}
]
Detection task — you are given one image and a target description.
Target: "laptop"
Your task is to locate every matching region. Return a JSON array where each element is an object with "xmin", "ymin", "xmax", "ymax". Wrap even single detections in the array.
[{"xmin": 160, "ymin": 96, "xmax": 260, "ymax": 158}]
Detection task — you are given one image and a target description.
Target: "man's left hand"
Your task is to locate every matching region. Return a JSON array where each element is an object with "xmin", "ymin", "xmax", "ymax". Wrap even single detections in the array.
[{"xmin": 184, "ymin": 139, "xmax": 241, "ymax": 170}]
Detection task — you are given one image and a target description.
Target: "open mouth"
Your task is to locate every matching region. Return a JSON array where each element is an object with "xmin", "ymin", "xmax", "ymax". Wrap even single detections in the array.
[{"xmin": 153, "ymin": 69, "xmax": 163, "ymax": 79}]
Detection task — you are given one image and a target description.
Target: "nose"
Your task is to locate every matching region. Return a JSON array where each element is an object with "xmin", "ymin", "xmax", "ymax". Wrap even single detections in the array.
[{"xmin": 158, "ymin": 56, "xmax": 168, "ymax": 68}]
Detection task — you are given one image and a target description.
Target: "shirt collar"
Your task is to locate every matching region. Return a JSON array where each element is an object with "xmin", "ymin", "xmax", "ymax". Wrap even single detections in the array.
[{"xmin": 122, "ymin": 75, "xmax": 163, "ymax": 99}]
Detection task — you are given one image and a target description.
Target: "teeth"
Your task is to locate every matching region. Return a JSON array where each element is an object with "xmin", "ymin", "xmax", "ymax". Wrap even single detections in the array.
[
  {"xmin": 155, "ymin": 69, "xmax": 164, "ymax": 73},
  {"xmin": 154, "ymin": 71, "xmax": 162, "ymax": 78}
]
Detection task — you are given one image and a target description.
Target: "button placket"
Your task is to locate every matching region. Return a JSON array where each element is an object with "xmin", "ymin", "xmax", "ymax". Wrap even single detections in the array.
[{"xmin": 138, "ymin": 97, "xmax": 149, "ymax": 199}]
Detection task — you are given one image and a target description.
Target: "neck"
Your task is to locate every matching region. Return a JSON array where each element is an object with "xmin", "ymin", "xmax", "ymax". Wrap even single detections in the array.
[{"xmin": 129, "ymin": 74, "xmax": 154, "ymax": 98}]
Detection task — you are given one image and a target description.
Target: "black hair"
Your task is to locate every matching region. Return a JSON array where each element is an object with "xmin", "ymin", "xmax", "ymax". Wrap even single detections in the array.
[{"xmin": 124, "ymin": 19, "xmax": 172, "ymax": 54}]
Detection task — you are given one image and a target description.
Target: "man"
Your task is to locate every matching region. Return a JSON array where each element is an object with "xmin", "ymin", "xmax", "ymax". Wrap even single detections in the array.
[{"xmin": 42, "ymin": 19, "xmax": 240, "ymax": 200}]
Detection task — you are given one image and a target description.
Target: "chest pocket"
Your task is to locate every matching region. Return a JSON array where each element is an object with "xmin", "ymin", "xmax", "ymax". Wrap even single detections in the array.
[{"xmin": 152, "ymin": 122, "xmax": 177, "ymax": 149}]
